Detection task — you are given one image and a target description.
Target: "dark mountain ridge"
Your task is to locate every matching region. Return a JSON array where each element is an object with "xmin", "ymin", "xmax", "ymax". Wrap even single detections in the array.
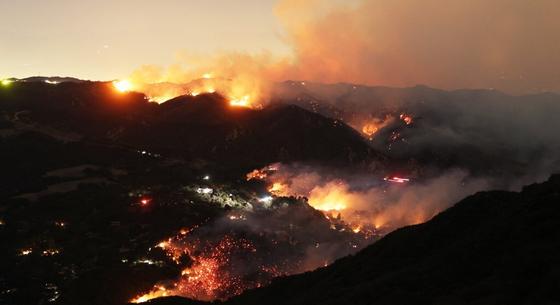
[{"xmin": 0, "ymin": 81, "xmax": 380, "ymax": 169}]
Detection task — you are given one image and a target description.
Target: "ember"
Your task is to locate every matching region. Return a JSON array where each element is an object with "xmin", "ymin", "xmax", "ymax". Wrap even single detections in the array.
[{"xmin": 132, "ymin": 231, "xmax": 280, "ymax": 303}]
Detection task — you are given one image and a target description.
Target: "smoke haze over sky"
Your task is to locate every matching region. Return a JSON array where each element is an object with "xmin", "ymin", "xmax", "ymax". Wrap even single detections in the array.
[{"xmin": 1, "ymin": 0, "xmax": 559, "ymax": 94}]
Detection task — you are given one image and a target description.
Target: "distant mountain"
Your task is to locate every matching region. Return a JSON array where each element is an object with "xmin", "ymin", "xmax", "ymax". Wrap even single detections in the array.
[
  {"xmin": 149, "ymin": 174, "xmax": 560, "ymax": 305},
  {"xmin": 19, "ymin": 76, "xmax": 87, "ymax": 83},
  {"xmin": 273, "ymin": 81, "xmax": 560, "ymax": 178}
]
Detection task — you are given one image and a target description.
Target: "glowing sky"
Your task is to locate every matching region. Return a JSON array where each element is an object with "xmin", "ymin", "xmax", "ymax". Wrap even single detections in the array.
[
  {"xmin": 2, "ymin": 0, "xmax": 559, "ymax": 94},
  {"xmin": 0, "ymin": 0, "xmax": 287, "ymax": 80}
]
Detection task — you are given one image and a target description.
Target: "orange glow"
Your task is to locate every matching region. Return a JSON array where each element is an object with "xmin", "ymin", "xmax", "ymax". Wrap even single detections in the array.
[
  {"xmin": 361, "ymin": 124, "xmax": 379, "ymax": 138},
  {"xmin": 131, "ymin": 285, "xmax": 168, "ymax": 303},
  {"xmin": 267, "ymin": 182, "xmax": 288, "ymax": 196},
  {"xmin": 246, "ymin": 169, "xmax": 268, "ymax": 181},
  {"xmin": 400, "ymin": 113, "xmax": 413, "ymax": 125},
  {"xmin": 229, "ymin": 95, "xmax": 251, "ymax": 107},
  {"xmin": 132, "ymin": 231, "xmax": 267, "ymax": 302},
  {"xmin": 308, "ymin": 182, "xmax": 350, "ymax": 212},
  {"xmin": 356, "ymin": 115, "xmax": 394, "ymax": 139},
  {"xmin": 113, "ymin": 79, "xmax": 133, "ymax": 93},
  {"xmin": 129, "ymin": 71, "xmax": 265, "ymax": 108}
]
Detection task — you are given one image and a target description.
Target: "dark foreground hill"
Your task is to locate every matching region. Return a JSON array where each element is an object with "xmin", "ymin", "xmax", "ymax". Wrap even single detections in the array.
[
  {"xmin": 149, "ymin": 174, "xmax": 560, "ymax": 305},
  {"xmin": 0, "ymin": 81, "xmax": 380, "ymax": 169}
]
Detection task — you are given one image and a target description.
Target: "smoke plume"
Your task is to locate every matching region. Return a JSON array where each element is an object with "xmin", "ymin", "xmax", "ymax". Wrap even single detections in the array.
[{"xmin": 129, "ymin": 0, "xmax": 560, "ymax": 98}]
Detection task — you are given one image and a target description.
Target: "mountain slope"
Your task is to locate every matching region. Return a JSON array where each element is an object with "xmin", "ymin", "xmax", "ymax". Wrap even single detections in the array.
[
  {"xmin": 0, "ymin": 82, "xmax": 381, "ymax": 169},
  {"xmin": 224, "ymin": 174, "xmax": 560, "ymax": 305},
  {"xmin": 147, "ymin": 174, "xmax": 560, "ymax": 305},
  {"xmin": 274, "ymin": 81, "xmax": 560, "ymax": 177}
]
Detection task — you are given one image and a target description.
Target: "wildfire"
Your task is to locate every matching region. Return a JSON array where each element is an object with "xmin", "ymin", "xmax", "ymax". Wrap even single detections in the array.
[
  {"xmin": 268, "ymin": 182, "xmax": 288, "ymax": 196},
  {"xmin": 246, "ymin": 163, "xmax": 280, "ymax": 181},
  {"xmin": 132, "ymin": 232, "xmax": 268, "ymax": 303},
  {"xmin": 229, "ymin": 95, "xmax": 251, "ymax": 107},
  {"xmin": 131, "ymin": 285, "xmax": 168, "ymax": 303},
  {"xmin": 308, "ymin": 182, "xmax": 350, "ymax": 212},
  {"xmin": 358, "ymin": 115, "xmax": 394, "ymax": 139},
  {"xmin": 113, "ymin": 79, "xmax": 133, "ymax": 93},
  {"xmin": 127, "ymin": 73, "xmax": 264, "ymax": 109},
  {"xmin": 400, "ymin": 113, "xmax": 413, "ymax": 125},
  {"xmin": 362, "ymin": 124, "xmax": 379, "ymax": 138},
  {"xmin": 246, "ymin": 169, "xmax": 268, "ymax": 181}
]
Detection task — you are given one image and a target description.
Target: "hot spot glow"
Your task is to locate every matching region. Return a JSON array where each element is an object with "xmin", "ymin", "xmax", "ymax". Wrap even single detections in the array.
[
  {"xmin": 113, "ymin": 80, "xmax": 133, "ymax": 93},
  {"xmin": 131, "ymin": 285, "xmax": 168, "ymax": 303},
  {"xmin": 268, "ymin": 182, "xmax": 288, "ymax": 196},
  {"xmin": 229, "ymin": 95, "xmax": 251, "ymax": 107}
]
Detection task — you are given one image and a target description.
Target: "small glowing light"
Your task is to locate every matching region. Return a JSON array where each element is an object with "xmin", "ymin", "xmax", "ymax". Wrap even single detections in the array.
[
  {"xmin": 191, "ymin": 91, "xmax": 200, "ymax": 97},
  {"xmin": 196, "ymin": 187, "xmax": 213, "ymax": 194},
  {"xmin": 113, "ymin": 80, "xmax": 133, "ymax": 93},
  {"xmin": 140, "ymin": 198, "xmax": 151, "ymax": 206},
  {"xmin": 202, "ymin": 73, "xmax": 212, "ymax": 79},
  {"xmin": 20, "ymin": 248, "xmax": 33, "ymax": 256},
  {"xmin": 1, "ymin": 79, "xmax": 13, "ymax": 86},
  {"xmin": 384, "ymin": 176, "xmax": 410, "ymax": 183},
  {"xmin": 45, "ymin": 80, "xmax": 60, "ymax": 85},
  {"xmin": 42, "ymin": 249, "xmax": 60, "ymax": 256},
  {"xmin": 203, "ymin": 175, "xmax": 210, "ymax": 181}
]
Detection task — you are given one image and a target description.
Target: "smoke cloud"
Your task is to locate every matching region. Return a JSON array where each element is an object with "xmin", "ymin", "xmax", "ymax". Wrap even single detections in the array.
[
  {"xmin": 275, "ymin": 0, "xmax": 560, "ymax": 94},
  {"xmin": 130, "ymin": 0, "xmax": 560, "ymax": 97},
  {"xmin": 260, "ymin": 164, "xmax": 492, "ymax": 230}
]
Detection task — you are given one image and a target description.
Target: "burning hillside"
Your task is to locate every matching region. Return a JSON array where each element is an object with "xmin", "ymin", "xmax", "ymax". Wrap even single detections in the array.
[
  {"xmin": 128, "ymin": 179, "xmax": 378, "ymax": 303},
  {"xmin": 246, "ymin": 163, "xmax": 492, "ymax": 231}
]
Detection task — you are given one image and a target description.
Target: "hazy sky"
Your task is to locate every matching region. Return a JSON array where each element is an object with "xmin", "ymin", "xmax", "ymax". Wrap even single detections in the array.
[
  {"xmin": 1, "ymin": 0, "xmax": 559, "ymax": 94},
  {"xmin": 0, "ymin": 0, "xmax": 287, "ymax": 80}
]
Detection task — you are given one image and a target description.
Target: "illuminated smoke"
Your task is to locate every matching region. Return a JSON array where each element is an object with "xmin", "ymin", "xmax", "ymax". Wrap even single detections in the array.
[
  {"xmin": 275, "ymin": 0, "xmax": 560, "ymax": 94},
  {"xmin": 250, "ymin": 163, "xmax": 491, "ymax": 230},
  {"xmin": 126, "ymin": 0, "xmax": 560, "ymax": 104}
]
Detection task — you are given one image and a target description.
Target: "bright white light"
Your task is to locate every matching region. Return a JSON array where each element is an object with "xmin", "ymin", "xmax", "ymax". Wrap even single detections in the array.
[
  {"xmin": 258, "ymin": 196, "xmax": 273, "ymax": 203},
  {"xmin": 196, "ymin": 187, "xmax": 213, "ymax": 194},
  {"xmin": 113, "ymin": 80, "xmax": 133, "ymax": 93}
]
